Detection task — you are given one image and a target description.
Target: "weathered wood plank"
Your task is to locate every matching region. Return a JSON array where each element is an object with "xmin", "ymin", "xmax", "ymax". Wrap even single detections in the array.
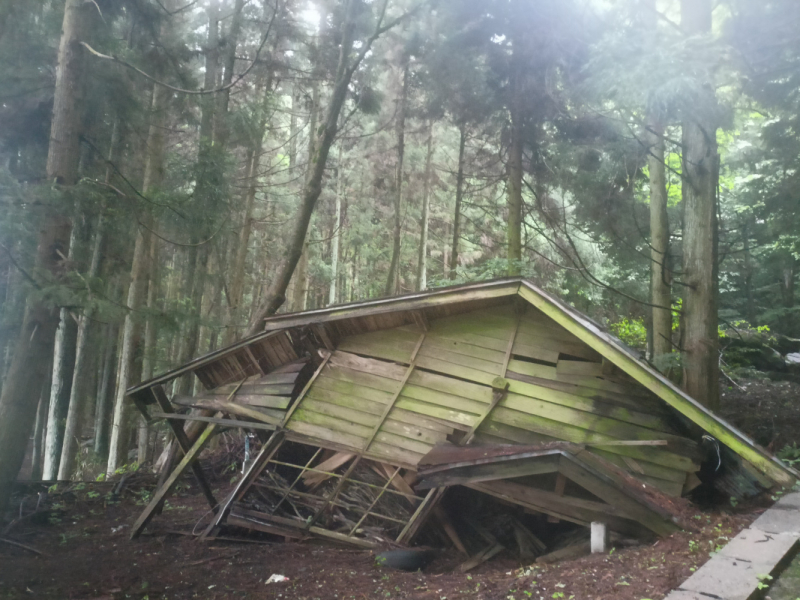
[
  {"xmin": 419, "ymin": 335, "xmax": 507, "ymax": 364},
  {"xmin": 399, "ymin": 384, "xmax": 488, "ymax": 415},
  {"xmin": 487, "ymin": 406, "xmax": 696, "ymax": 471},
  {"xmin": 406, "ymin": 370, "xmax": 493, "ymax": 403},
  {"xmin": 233, "ymin": 395, "xmax": 291, "ymax": 409},
  {"xmin": 394, "ymin": 397, "xmax": 479, "ymax": 428},
  {"xmin": 337, "ymin": 336, "xmax": 417, "ymax": 364},
  {"xmin": 322, "ymin": 364, "xmax": 403, "ymax": 394},
  {"xmin": 130, "ymin": 421, "xmax": 218, "ymax": 539},
  {"xmin": 557, "ymin": 360, "xmax": 604, "ymax": 377},
  {"xmin": 417, "ymin": 346, "xmax": 505, "ymax": 376},
  {"xmin": 149, "ymin": 412, "xmax": 278, "ymax": 432},
  {"xmin": 327, "ymin": 351, "xmax": 406, "ymax": 380},
  {"xmin": 504, "ymin": 378, "xmax": 673, "ymax": 432},
  {"xmin": 417, "ymin": 456, "xmax": 560, "ymax": 489},
  {"xmin": 414, "ymin": 356, "xmax": 498, "ymax": 386}
]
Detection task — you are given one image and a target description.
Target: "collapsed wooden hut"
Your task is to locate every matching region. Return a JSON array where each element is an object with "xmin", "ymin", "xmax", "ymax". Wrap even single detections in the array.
[{"xmin": 126, "ymin": 278, "xmax": 798, "ymax": 558}]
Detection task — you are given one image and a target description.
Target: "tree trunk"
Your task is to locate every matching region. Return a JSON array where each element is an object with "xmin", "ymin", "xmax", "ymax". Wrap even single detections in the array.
[
  {"xmin": 247, "ymin": 1, "xmax": 392, "ymax": 335},
  {"xmin": 417, "ymin": 123, "xmax": 434, "ymax": 291},
  {"xmin": 30, "ymin": 375, "xmax": 51, "ymax": 480},
  {"xmin": 680, "ymin": 0, "xmax": 719, "ymax": 409},
  {"xmin": 0, "ymin": 0, "xmax": 91, "ymax": 511},
  {"xmin": 42, "ymin": 307, "xmax": 78, "ymax": 479},
  {"xmin": 385, "ymin": 60, "xmax": 409, "ymax": 296},
  {"xmin": 57, "ymin": 212, "xmax": 106, "ymax": 479},
  {"xmin": 649, "ymin": 121, "xmax": 672, "ymax": 361},
  {"xmin": 213, "ymin": 0, "xmax": 245, "ymax": 147},
  {"xmin": 450, "ymin": 123, "xmax": 466, "ymax": 279},
  {"xmin": 330, "ymin": 145, "xmax": 343, "ymax": 305},
  {"xmin": 106, "ymin": 75, "xmax": 168, "ymax": 473},
  {"xmin": 507, "ymin": 53, "xmax": 524, "ymax": 276},
  {"xmin": 94, "ymin": 321, "xmax": 117, "ymax": 460}
]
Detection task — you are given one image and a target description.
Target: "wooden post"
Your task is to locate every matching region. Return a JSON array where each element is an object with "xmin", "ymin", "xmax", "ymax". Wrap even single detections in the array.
[
  {"xmin": 150, "ymin": 385, "xmax": 218, "ymax": 511},
  {"xmin": 130, "ymin": 421, "xmax": 218, "ymax": 539}
]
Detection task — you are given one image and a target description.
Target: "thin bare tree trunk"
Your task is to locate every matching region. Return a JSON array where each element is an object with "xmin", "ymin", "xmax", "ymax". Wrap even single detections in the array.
[
  {"xmin": 0, "ymin": 0, "xmax": 90, "ymax": 512},
  {"xmin": 649, "ymin": 122, "xmax": 672, "ymax": 361},
  {"xmin": 507, "ymin": 52, "xmax": 524, "ymax": 276},
  {"xmin": 385, "ymin": 60, "xmax": 409, "ymax": 296},
  {"xmin": 330, "ymin": 145, "xmax": 343, "ymax": 305},
  {"xmin": 450, "ymin": 123, "xmax": 466, "ymax": 279},
  {"xmin": 680, "ymin": 0, "xmax": 719, "ymax": 409},
  {"xmin": 30, "ymin": 374, "xmax": 51, "ymax": 480},
  {"xmin": 416, "ymin": 123, "xmax": 434, "ymax": 291},
  {"xmin": 107, "ymin": 77, "xmax": 169, "ymax": 473},
  {"xmin": 247, "ymin": 0, "xmax": 398, "ymax": 334},
  {"xmin": 57, "ymin": 212, "xmax": 106, "ymax": 479}
]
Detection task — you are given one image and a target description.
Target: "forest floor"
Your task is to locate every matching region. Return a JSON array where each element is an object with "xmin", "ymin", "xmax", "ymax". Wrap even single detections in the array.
[{"xmin": 1, "ymin": 377, "xmax": 798, "ymax": 600}]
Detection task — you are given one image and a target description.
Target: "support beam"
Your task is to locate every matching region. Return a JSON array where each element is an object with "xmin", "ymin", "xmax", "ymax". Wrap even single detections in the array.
[
  {"xmin": 150, "ymin": 385, "xmax": 218, "ymax": 511},
  {"xmin": 130, "ymin": 421, "xmax": 218, "ymax": 539}
]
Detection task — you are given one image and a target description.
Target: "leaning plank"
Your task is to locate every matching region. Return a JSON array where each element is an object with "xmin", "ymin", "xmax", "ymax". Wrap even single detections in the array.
[
  {"xmin": 200, "ymin": 430, "xmax": 286, "ymax": 539},
  {"xmin": 416, "ymin": 455, "xmax": 560, "ymax": 489},
  {"xmin": 150, "ymin": 386, "xmax": 218, "ymax": 511},
  {"xmin": 459, "ymin": 543, "xmax": 504, "ymax": 572},
  {"xmin": 130, "ymin": 421, "xmax": 218, "ymax": 539},
  {"xmin": 150, "ymin": 412, "xmax": 278, "ymax": 432}
]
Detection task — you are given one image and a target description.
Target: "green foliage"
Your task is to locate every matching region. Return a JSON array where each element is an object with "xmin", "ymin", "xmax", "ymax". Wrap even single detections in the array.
[{"xmin": 608, "ymin": 317, "xmax": 647, "ymax": 350}]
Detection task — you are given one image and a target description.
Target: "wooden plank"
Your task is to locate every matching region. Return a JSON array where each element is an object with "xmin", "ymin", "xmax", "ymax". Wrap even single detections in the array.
[
  {"xmin": 399, "ymin": 385, "xmax": 488, "ymax": 415},
  {"xmin": 497, "ymin": 395, "xmax": 680, "ymax": 444},
  {"xmin": 322, "ymin": 365, "xmax": 403, "ymax": 394},
  {"xmin": 367, "ymin": 441, "xmax": 426, "ymax": 467},
  {"xmin": 394, "ymin": 397, "xmax": 478, "ymax": 428},
  {"xmin": 397, "ymin": 487, "xmax": 446, "ymax": 543},
  {"xmin": 130, "ymin": 421, "xmax": 217, "ymax": 539},
  {"xmin": 414, "ymin": 355, "xmax": 498, "ymax": 386},
  {"xmin": 302, "ymin": 399, "xmax": 380, "ymax": 427},
  {"xmin": 416, "ymin": 456, "xmax": 560, "ymax": 489},
  {"xmin": 337, "ymin": 336, "xmax": 417, "ymax": 364},
  {"xmin": 306, "ymin": 385, "xmax": 452, "ymax": 435},
  {"xmin": 557, "ymin": 359, "xmax": 604, "ymax": 377},
  {"xmin": 281, "ymin": 350, "xmax": 331, "ymax": 427},
  {"xmin": 313, "ymin": 375, "xmax": 394, "ymax": 404},
  {"xmin": 291, "ymin": 407, "xmax": 371, "ymax": 440},
  {"xmin": 488, "ymin": 406, "xmax": 696, "ymax": 471},
  {"xmin": 150, "ymin": 386, "xmax": 218, "ymax": 511},
  {"xmin": 149, "ymin": 412, "xmax": 278, "ymax": 432},
  {"xmin": 505, "ymin": 378, "xmax": 672, "ymax": 431},
  {"xmin": 233, "ymin": 395, "xmax": 291, "ymax": 409},
  {"xmin": 420, "ymin": 327, "xmax": 509, "ymax": 352},
  {"xmin": 327, "ymin": 350, "xmax": 406, "ymax": 380},
  {"xmin": 427, "ymin": 314, "xmax": 515, "ymax": 342},
  {"xmin": 556, "ymin": 454, "xmax": 677, "ymax": 537},
  {"xmin": 406, "ymin": 369, "xmax": 493, "ymax": 403},
  {"xmin": 286, "ymin": 420, "xmax": 365, "ymax": 451},
  {"xmin": 416, "ymin": 347, "xmax": 505, "ymax": 377},
  {"xmin": 419, "ymin": 335, "xmax": 507, "ymax": 364},
  {"xmin": 363, "ymin": 333, "xmax": 426, "ymax": 451}
]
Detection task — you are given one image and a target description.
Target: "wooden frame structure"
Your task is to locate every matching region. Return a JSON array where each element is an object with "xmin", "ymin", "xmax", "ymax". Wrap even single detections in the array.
[{"xmin": 126, "ymin": 278, "xmax": 798, "ymax": 544}]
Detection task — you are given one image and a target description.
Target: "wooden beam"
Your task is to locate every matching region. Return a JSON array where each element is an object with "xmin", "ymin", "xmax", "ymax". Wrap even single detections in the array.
[
  {"xmin": 149, "ymin": 412, "xmax": 278, "ymax": 432},
  {"xmin": 130, "ymin": 421, "xmax": 218, "ymax": 539},
  {"xmin": 362, "ymin": 334, "xmax": 425, "ymax": 452},
  {"xmin": 150, "ymin": 386, "xmax": 218, "ymax": 511},
  {"xmin": 282, "ymin": 349, "xmax": 331, "ymax": 427},
  {"xmin": 200, "ymin": 430, "xmax": 286, "ymax": 539}
]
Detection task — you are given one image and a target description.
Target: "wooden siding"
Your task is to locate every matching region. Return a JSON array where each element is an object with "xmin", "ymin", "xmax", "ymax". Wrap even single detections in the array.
[{"xmin": 283, "ymin": 304, "xmax": 699, "ymax": 496}]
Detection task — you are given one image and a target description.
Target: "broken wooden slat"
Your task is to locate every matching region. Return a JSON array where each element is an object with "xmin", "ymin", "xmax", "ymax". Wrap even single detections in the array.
[
  {"xmin": 131, "ymin": 420, "xmax": 218, "ymax": 539},
  {"xmin": 150, "ymin": 386, "xmax": 218, "ymax": 511},
  {"xmin": 149, "ymin": 412, "xmax": 278, "ymax": 432}
]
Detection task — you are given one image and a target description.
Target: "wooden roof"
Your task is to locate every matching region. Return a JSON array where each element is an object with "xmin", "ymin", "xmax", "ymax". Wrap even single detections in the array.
[{"xmin": 128, "ymin": 277, "xmax": 798, "ymax": 489}]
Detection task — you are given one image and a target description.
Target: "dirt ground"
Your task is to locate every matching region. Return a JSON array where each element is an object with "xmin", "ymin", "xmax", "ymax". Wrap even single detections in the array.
[
  {"xmin": 718, "ymin": 377, "xmax": 800, "ymax": 451},
  {"xmin": 0, "ymin": 471, "xmax": 769, "ymax": 600},
  {"xmin": 2, "ymin": 377, "xmax": 798, "ymax": 600}
]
